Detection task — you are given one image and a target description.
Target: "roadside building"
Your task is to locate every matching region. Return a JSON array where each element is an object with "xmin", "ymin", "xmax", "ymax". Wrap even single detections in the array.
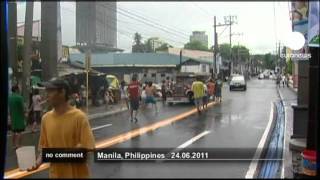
[{"xmin": 69, "ymin": 53, "xmax": 212, "ymax": 84}]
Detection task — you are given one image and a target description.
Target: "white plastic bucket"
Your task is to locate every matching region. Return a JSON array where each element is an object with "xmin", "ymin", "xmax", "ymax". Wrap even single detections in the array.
[{"xmin": 16, "ymin": 146, "xmax": 36, "ymax": 171}]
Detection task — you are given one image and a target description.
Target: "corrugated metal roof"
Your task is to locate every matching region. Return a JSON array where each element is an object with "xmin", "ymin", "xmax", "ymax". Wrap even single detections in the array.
[{"xmin": 69, "ymin": 53, "xmax": 212, "ymax": 67}]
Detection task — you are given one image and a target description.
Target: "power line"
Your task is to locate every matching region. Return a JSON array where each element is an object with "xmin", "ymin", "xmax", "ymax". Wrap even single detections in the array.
[
  {"xmin": 61, "ymin": 6, "xmax": 186, "ymax": 46},
  {"xmin": 191, "ymin": 2, "xmax": 213, "ymax": 21},
  {"xmin": 118, "ymin": 6, "xmax": 190, "ymax": 38},
  {"xmin": 115, "ymin": 7, "xmax": 189, "ymax": 41},
  {"xmin": 218, "ymin": 26, "xmax": 228, "ymax": 38},
  {"xmin": 120, "ymin": 6, "xmax": 187, "ymax": 34},
  {"xmin": 62, "ymin": 4, "xmax": 188, "ymax": 44}
]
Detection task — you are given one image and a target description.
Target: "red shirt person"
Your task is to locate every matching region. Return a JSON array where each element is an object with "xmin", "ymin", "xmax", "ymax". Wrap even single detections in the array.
[{"xmin": 127, "ymin": 75, "xmax": 141, "ymax": 122}]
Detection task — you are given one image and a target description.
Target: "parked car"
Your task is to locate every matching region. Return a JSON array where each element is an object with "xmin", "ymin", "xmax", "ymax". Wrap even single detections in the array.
[
  {"xmin": 230, "ymin": 75, "xmax": 246, "ymax": 91},
  {"xmin": 258, "ymin": 73, "xmax": 264, "ymax": 80}
]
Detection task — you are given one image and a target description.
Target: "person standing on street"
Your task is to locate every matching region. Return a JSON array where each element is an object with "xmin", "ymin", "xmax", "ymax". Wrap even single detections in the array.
[
  {"xmin": 191, "ymin": 77, "xmax": 205, "ymax": 114},
  {"xmin": 28, "ymin": 78, "xmax": 95, "ymax": 178},
  {"xmin": 128, "ymin": 75, "xmax": 141, "ymax": 122},
  {"xmin": 30, "ymin": 89, "xmax": 45, "ymax": 133},
  {"xmin": 145, "ymin": 81, "xmax": 158, "ymax": 112},
  {"xmin": 215, "ymin": 78, "xmax": 223, "ymax": 103},
  {"xmin": 207, "ymin": 78, "xmax": 215, "ymax": 102},
  {"xmin": 120, "ymin": 80, "xmax": 129, "ymax": 110},
  {"xmin": 202, "ymin": 83, "xmax": 209, "ymax": 110},
  {"xmin": 286, "ymin": 74, "xmax": 289, "ymax": 87},
  {"xmin": 282, "ymin": 74, "xmax": 286, "ymax": 88},
  {"xmin": 161, "ymin": 80, "xmax": 167, "ymax": 105},
  {"xmin": 8, "ymin": 85, "xmax": 26, "ymax": 149},
  {"xmin": 276, "ymin": 75, "xmax": 281, "ymax": 88}
]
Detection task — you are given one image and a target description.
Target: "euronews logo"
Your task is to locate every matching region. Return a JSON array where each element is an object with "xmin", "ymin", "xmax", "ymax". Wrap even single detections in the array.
[{"xmin": 281, "ymin": 31, "xmax": 311, "ymax": 60}]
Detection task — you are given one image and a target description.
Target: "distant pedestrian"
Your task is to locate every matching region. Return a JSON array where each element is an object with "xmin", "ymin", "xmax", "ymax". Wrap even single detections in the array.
[
  {"xmin": 282, "ymin": 75, "xmax": 286, "ymax": 88},
  {"xmin": 170, "ymin": 78, "xmax": 174, "ymax": 90},
  {"xmin": 276, "ymin": 76, "xmax": 281, "ymax": 88},
  {"xmin": 128, "ymin": 76, "xmax": 141, "ymax": 122},
  {"xmin": 145, "ymin": 81, "xmax": 158, "ymax": 112},
  {"xmin": 120, "ymin": 81, "xmax": 129, "ymax": 110},
  {"xmin": 141, "ymin": 85, "xmax": 147, "ymax": 109},
  {"xmin": 191, "ymin": 76, "xmax": 205, "ymax": 114},
  {"xmin": 202, "ymin": 83, "xmax": 209, "ymax": 110},
  {"xmin": 30, "ymin": 89, "xmax": 45, "ymax": 133},
  {"xmin": 104, "ymin": 90, "xmax": 111, "ymax": 109},
  {"xmin": 80, "ymin": 85, "xmax": 86, "ymax": 107},
  {"xmin": 8, "ymin": 85, "xmax": 26, "ymax": 149},
  {"xmin": 207, "ymin": 78, "xmax": 215, "ymax": 102},
  {"xmin": 161, "ymin": 80, "xmax": 167, "ymax": 105},
  {"xmin": 215, "ymin": 78, "xmax": 223, "ymax": 102},
  {"xmin": 28, "ymin": 78, "xmax": 95, "ymax": 178}
]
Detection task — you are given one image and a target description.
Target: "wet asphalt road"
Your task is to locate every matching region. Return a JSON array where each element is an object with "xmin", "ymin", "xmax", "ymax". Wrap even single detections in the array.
[{"xmin": 6, "ymin": 78, "xmax": 280, "ymax": 178}]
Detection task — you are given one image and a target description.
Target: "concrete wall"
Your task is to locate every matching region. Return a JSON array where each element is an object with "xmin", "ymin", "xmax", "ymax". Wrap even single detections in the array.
[{"xmin": 181, "ymin": 64, "xmax": 210, "ymax": 73}]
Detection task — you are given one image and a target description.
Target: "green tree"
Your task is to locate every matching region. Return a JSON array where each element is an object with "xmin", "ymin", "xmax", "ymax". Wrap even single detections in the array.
[
  {"xmin": 219, "ymin": 43, "xmax": 231, "ymax": 61},
  {"xmin": 285, "ymin": 58, "xmax": 293, "ymax": 75},
  {"xmin": 263, "ymin": 53, "xmax": 276, "ymax": 70},
  {"xmin": 231, "ymin": 45, "xmax": 250, "ymax": 63},
  {"xmin": 184, "ymin": 40, "xmax": 209, "ymax": 51},
  {"xmin": 155, "ymin": 43, "xmax": 173, "ymax": 51},
  {"xmin": 132, "ymin": 32, "xmax": 145, "ymax": 53}
]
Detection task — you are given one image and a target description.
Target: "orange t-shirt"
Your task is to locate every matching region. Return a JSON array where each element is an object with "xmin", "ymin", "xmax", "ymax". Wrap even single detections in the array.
[{"xmin": 38, "ymin": 106, "xmax": 95, "ymax": 178}]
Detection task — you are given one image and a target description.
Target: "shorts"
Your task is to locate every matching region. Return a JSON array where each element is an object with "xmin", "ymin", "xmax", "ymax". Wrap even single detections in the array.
[
  {"xmin": 12, "ymin": 128, "xmax": 25, "ymax": 133},
  {"xmin": 203, "ymin": 95, "xmax": 209, "ymax": 104},
  {"xmin": 121, "ymin": 94, "xmax": 128, "ymax": 100},
  {"xmin": 145, "ymin": 96, "xmax": 156, "ymax": 104},
  {"xmin": 194, "ymin": 97, "xmax": 203, "ymax": 106},
  {"xmin": 130, "ymin": 99, "xmax": 140, "ymax": 111},
  {"xmin": 33, "ymin": 111, "xmax": 41, "ymax": 124}
]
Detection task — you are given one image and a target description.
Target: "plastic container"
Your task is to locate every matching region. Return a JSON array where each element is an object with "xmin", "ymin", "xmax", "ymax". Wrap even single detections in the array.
[
  {"xmin": 16, "ymin": 146, "xmax": 36, "ymax": 171},
  {"xmin": 301, "ymin": 149, "xmax": 317, "ymax": 176}
]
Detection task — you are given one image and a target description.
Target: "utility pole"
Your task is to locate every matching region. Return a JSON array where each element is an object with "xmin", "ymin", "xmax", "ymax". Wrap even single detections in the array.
[
  {"xmin": 85, "ymin": 46, "xmax": 91, "ymax": 113},
  {"xmin": 213, "ymin": 16, "xmax": 217, "ymax": 78},
  {"xmin": 214, "ymin": 15, "xmax": 237, "ymax": 76},
  {"xmin": 8, "ymin": 2, "xmax": 17, "ymax": 84},
  {"xmin": 22, "ymin": 1, "xmax": 33, "ymax": 106},
  {"xmin": 216, "ymin": 15, "xmax": 237, "ymax": 75},
  {"xmin": 41, "ymin": 2, "xmax": 58, "ymax": 81}
]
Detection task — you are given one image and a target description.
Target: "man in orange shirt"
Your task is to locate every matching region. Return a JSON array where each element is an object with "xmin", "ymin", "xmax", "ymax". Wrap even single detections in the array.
[{"xmin": 28, "ymin": 78, "xmax": 95, "ymax": 178}]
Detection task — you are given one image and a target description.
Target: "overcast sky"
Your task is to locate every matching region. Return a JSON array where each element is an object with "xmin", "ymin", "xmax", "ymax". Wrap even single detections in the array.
[{"xmin": 17, "ymin": 1, "xmax": 292, "ymax": 54}]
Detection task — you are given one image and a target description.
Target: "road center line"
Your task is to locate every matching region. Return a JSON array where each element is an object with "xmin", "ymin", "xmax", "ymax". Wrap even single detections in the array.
[
  {"xmin": 92, "ymin": 124, "xmax": 112, "ymax": 131},
  {"xmin": 176, "ymin": 130, "xmax": 211, "ymax": 149},
  {"xmin": 5, "ymin": 101, "xmax": 217, "ymax": 179}
]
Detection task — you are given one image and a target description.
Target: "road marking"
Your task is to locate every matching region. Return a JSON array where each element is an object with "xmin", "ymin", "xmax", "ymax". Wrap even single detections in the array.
[
  {"xmin": 176, "ymin": 130, "xmax": 211, "ymax": 149},
  {"xmin": 245, "ymin": 102, "xmax": 275, "ymax": 178},
  {"xmin": 155, "ymin": 130, "xmax": 211, "ymax": 163},
  {"xmin": 5, "ymin": 101, "xmax": 218, "ymax": 179},
  {"xmin": 92, "ymin": 124, "xmax": 112, "ymax": 131}
]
